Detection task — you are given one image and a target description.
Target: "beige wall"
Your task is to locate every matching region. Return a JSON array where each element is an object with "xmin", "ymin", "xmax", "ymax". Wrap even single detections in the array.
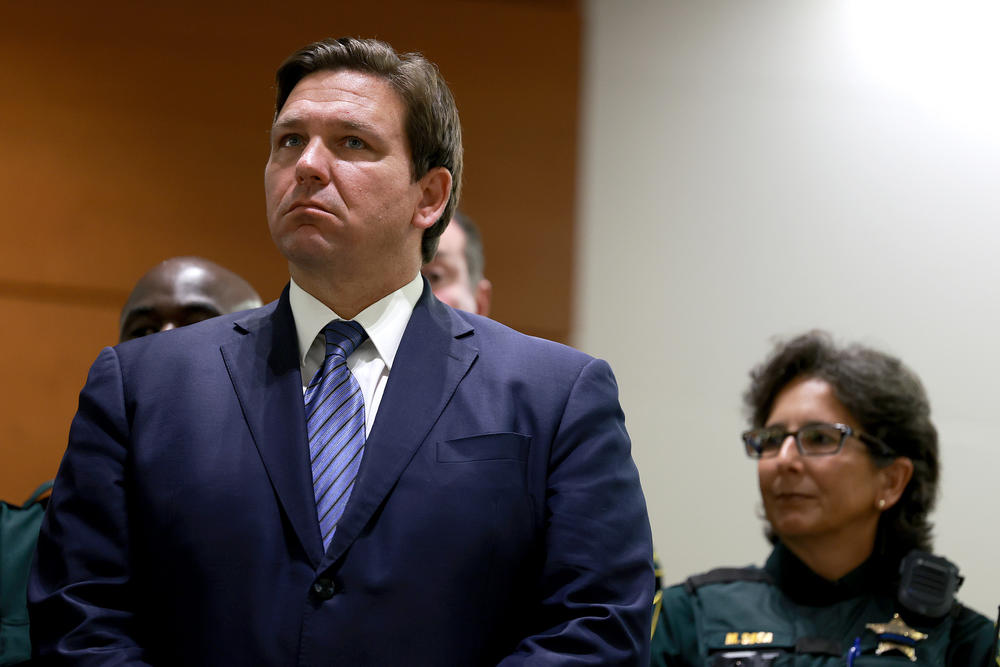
[
  {"xmin": 578, "ymin": 0, "xmax": 1000, "ymax": 615},
  {"xmin": 0, "ymin": 0, "xmax": 580, "ymax": 502}
]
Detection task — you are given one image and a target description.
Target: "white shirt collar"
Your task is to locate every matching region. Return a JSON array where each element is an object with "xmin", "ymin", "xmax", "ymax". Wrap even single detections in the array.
[{"xmin": 289, "ymin": 274, "xmax": 423, "ymax": 370}]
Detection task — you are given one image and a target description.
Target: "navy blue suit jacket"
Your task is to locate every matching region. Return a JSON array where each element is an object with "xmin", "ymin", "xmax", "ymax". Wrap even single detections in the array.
[{"xmin": 30, "ymin": 283, "xmax": 653, "ymax": 665}]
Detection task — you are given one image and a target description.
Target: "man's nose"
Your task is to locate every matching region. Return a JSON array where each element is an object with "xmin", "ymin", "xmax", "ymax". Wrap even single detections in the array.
[{"xmin": 295, "ymin": 138, "xmax": 331, "ymax": 184}]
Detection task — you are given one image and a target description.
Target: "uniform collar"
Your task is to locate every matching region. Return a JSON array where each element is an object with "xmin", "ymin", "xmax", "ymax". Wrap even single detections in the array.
[{"xmin": 765, "ymin": 541, "xmax": 892, "ymax": 606}]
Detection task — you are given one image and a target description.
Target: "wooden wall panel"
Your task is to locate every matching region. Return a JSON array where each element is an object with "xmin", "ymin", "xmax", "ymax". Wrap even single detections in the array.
[{"xmin": 0, "ymin": 0, "xmax": 579, "ymax": 501}]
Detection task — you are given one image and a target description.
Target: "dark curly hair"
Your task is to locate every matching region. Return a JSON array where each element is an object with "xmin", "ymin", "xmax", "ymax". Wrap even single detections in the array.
[{"xmin": 744, "ymin": 330, "xmax": 938, "ymax": 570}]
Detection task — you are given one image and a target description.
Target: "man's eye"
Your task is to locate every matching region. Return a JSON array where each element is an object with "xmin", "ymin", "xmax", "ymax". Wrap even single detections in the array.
[
  {"xmin": 279, "ymin": 134, "xmax": 303, "ymax": 148},
  {"xmin": 345, "ymin": 136, "xmax": 366, "ymax": 149},
  {"xmin": 421, "ymin": 267, "xmax": 444, "ymax": 285},
  {"xmin": 125, "ymin": 326, "xmax": 158, "ymax": 340}
]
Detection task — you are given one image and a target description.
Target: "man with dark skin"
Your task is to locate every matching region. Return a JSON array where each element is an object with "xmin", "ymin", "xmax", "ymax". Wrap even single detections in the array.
[
  {"xmin": 421, "ymin": 211, "xmax": 492, "ymax": 316},
  {"xmin": 5, "ymin": 258, "xmax": 260, "ymax": 662},
  {"xmin": 119, "ymin": 256, "xmax": 262, "ymax": 342}
]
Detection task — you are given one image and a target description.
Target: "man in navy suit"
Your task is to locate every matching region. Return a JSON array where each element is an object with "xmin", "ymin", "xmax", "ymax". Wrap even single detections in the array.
[{"xmin": 30, "ymin": 37, "xmax": 654, "ymax": 665}]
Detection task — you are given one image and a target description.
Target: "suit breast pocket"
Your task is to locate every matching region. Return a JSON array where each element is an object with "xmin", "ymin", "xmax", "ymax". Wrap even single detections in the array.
[
  {"xmin": 436, "ymin": 432, "xmax": 531, "ymax": 463},
  {"xmin": 430, "ymin": 432, "xmax": 536, "ymax": 556}
]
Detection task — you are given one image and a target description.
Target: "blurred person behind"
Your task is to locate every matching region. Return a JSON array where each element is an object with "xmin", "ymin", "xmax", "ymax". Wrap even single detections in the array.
[
  {"xmin": 651, "ymin": 331, "xmax": 995, "ymax": 666},
  {"xmin": 1, "ymin": 256, "xmax": 261, "ymax": 665},
  {"xmin": 421, "ymin": 211, "xmax": 491, "ymax": 315},
  {"xmin": 119, "ymin": 256, "xmax": 262, "ymax": 342}
]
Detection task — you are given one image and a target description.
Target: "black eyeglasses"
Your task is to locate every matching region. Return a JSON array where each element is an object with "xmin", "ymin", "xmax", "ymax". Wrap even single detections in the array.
[{"xmin": 742, "ymin": 423, "xmax": 894, "ymax": 459}]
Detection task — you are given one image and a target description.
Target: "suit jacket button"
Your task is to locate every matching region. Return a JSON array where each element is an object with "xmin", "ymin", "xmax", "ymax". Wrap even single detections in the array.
[{"xmin": 311, "ymin": 578, "xmax": 336, "ymax": 600}]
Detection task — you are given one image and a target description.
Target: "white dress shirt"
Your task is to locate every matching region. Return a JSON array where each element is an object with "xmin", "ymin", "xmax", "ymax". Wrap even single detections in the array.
[{"xmin": 289, "ymin": 275, "xmax": 422, "ymax": 436}]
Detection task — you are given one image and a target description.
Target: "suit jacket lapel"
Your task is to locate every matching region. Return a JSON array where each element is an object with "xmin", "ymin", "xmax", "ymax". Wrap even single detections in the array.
[
  {"xmin": 221, "ymin": 287, "xmax": 325, "ymax": 568},
  {"xmin": 325, "ymin": 285, "xmax": 478, "ymax": 565}
]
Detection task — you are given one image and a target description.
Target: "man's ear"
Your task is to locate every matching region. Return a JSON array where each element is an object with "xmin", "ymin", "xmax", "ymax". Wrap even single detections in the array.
[
  {"xmin": 411, "ymin": 167, "xmax": 452, "ymax": 231},
  {"xmin": 878, "ymin": 456, "xmax": 915, "ymax": 511},
  {"xmin": 474, "ymin": 279, "xmax": 492, "ymax": 317}
]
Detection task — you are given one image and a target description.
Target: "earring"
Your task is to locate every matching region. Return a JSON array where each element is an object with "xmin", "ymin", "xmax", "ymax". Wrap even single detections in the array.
[{"xmin": 878, "ymin": 499, "xmax": 886, "ymax": 509}]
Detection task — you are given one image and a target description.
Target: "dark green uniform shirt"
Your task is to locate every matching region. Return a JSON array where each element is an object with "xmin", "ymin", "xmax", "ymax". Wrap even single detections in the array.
[{"xmin": 651, "ymin": 543, "xmax": 995, "ymax": 666}]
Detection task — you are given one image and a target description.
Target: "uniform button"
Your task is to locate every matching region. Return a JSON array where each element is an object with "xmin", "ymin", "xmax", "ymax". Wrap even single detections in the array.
[{"xmin": 311, "ymin": 578, "xmax": 336, "ymax": 600}]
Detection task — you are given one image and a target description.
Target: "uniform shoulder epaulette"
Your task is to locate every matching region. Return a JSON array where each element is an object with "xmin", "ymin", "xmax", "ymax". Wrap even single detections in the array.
[{"xmin": 683, "ymin": 567, "xmax": 774, "ymax": 594}]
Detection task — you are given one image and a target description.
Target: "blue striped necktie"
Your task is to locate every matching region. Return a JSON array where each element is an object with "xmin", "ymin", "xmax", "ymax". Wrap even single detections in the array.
[{"xmin": 304, "ymin": 320, "xmax": 368, "ymax": 550}]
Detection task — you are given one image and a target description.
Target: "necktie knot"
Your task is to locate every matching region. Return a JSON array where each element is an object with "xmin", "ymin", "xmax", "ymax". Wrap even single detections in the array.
[{"xmin": 324, "ymin": 320, "xmax": 368, "ymax": 360}]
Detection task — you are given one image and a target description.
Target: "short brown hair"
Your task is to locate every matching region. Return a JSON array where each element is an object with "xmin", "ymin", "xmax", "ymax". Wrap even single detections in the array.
[{"xmin": 275, "ymin": 37, "xmax": 463, "ymax": 263}]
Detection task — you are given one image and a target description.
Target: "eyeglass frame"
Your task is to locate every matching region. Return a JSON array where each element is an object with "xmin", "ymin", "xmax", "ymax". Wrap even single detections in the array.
[{"xmin": 742, "ymin": 422, "xmax": 895, "ymax": 460}]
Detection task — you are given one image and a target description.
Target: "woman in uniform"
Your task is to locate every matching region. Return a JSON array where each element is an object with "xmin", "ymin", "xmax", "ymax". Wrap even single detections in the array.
[{"xmin": 650, "ymin": 331, "xmax": 995, "ymax": 666}]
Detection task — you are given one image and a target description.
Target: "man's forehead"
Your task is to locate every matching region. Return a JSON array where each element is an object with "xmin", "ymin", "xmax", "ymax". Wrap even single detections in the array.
[
  {"xmin": 169, "ymin": 264, "xmax": 219, "ymax": 294},
  {"xmin": 129, "ymin": 265, "xmax": 220, "ymax": 306},
  {"xmin": 436, "ymin": 223, "xmax": 468, "ymax": 256},
  {"xmin": 275, "ymin": 69, "xmax": 403, "ymax": 124}
]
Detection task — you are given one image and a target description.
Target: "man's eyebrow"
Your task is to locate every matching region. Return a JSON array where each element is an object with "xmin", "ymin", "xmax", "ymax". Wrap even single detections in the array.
[
  {"xmin": 179, "ymin": 302, "xmax": 223, "ymax": 316},
  {"xmin": 122, "ymin": 305, "xmax": 155, "ymax": 320},
  {"xmin": 271, "ymin": 113, "xmax": 378, "ymax": 134},
  {"xmin": 122, "ymin": 302, "xmax": 221, "ymax": 322},
  {"xmin": 270, "ymin": 115, "xmax": 302, "ymax": 134}
]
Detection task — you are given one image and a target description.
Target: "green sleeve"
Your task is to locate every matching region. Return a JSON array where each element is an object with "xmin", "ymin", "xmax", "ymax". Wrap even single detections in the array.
[
  {"xmin": 946, "ymin": 604, "xmax": 996, "ymax": 667},
  {"xmin": 650, "ymin": 584, "xmax": 700, "ymax": 667}
]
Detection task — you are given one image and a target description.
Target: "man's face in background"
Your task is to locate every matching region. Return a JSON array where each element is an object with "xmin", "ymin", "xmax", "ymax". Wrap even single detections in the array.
[{"xmin": 422, "ymin": 220, "xmax": 491, "ymax": 315}]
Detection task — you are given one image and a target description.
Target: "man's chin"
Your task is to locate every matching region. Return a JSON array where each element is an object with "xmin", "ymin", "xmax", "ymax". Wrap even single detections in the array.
[{"xmin": 277, "ymin": 237, "xmax": 339, "ymax": 272}]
